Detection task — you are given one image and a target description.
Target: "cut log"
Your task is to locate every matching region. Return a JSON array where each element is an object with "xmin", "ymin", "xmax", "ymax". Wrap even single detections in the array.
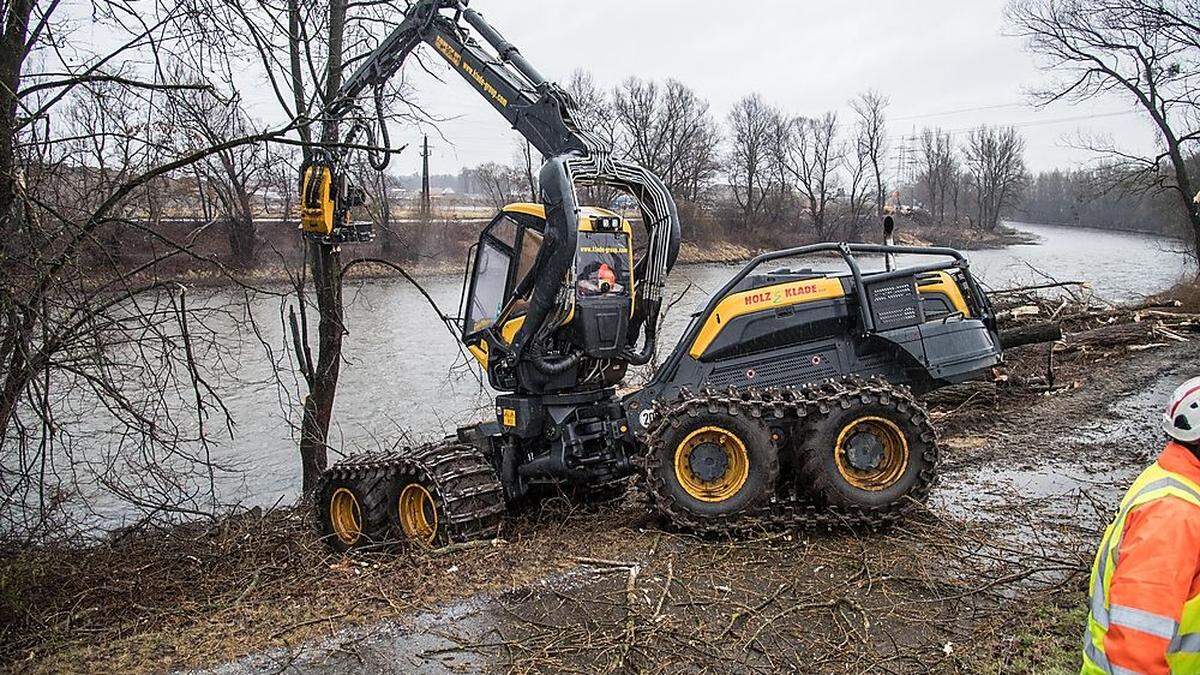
[{"xmin": 999, "ymin": 322, "xmax": 1063, "ymax": 350}]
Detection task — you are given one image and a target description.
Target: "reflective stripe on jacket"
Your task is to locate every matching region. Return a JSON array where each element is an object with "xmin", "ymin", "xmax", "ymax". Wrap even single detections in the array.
[{"xmin": 1083, "ymin": 443, "xmax": 1200, "ymax": 675}]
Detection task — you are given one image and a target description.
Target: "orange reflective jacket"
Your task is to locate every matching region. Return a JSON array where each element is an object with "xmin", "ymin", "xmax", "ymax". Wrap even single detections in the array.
[{"xmin": 1083, "ymin": 443, "xmax": 1200, "ymax": 674}]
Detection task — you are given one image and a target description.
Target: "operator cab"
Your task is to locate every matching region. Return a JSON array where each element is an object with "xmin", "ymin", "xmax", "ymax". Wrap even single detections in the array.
[{"xmin": 459, "ymin": 203, "xmax": 637, "ymax": 392}]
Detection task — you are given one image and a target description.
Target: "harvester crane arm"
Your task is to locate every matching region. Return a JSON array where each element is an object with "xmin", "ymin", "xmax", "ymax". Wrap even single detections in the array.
[{"xmin": 313, "ymin": 0, "xmax": 681, "ymax": 364}]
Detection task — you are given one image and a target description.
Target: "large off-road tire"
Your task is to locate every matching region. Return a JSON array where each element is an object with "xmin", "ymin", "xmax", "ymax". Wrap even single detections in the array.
[
  {"xmin": 794, "ymin": 383, "xmax": 937, "ymax": 517},
  {"xmin": 387, "ymin": 441, "xmax": 506, "ymax": 548},
  {"xmin": 315, "ymin": 467, "xmax": 394, "ymax": 554},
  {"xmin": 645, "ymin": 402, "xmax": 780, "ymax": 528}
]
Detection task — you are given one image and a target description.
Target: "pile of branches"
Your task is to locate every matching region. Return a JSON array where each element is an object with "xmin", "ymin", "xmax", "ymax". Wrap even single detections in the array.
[
  {"xmin": 993, "ymin": 280, "xmax": 1200, "ymax": 355},
  {"xmin": 928, "ymin": 280, "xmax": 1200, "ymax": 421}
]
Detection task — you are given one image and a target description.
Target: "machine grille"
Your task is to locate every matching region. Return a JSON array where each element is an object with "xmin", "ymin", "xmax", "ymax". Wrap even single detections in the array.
[{"xmin": 708, "ymin": 347, "xmax": 840, "ymax": 389}]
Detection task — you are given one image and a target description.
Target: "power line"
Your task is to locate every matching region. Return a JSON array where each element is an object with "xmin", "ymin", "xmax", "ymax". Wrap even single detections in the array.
[
  {"xmin": 884, "ymin": 109, "xmax": 1141, "ymax": 144},
  {"xmin": 891, "ymin": 101, "xmax": 1031, "ymax": 122}
]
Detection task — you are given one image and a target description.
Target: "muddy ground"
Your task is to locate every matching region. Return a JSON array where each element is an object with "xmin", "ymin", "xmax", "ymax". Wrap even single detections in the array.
[
  {"xmin": 4, "ymin": 326, "xmax": 1192, "ymax": 674},
  {"xmin": 203, "ymin": 344, "xmax": 1182, "ymax": 675}
]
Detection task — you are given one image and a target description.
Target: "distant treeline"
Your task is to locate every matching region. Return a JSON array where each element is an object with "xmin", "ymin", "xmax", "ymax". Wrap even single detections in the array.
[{"xmin": 1021, "ymin": 165, "xmax": 1198, "ymax": 238}]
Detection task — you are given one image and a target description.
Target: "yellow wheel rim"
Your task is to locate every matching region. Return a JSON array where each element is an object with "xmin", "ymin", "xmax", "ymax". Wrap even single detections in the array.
[
  {"xmin": 329, "ymin": 488, "xmax": 363, "ymax": 546},
  {"xmin": 398, "ymin": 484, "xmax": 438, "ymax": 545},
  {"xmin": 834, "ymin": 417, "xmax": 910, "ymax": 492},
  {"xmin": 673, "ymin": 426, "xmax": 750, "ymax": 503}
]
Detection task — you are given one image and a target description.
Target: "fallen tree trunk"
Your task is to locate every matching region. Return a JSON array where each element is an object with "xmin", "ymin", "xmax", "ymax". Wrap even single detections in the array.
[{"xmin": 999, "ymin": 322, "xmax": 1063, "ymax": 350}]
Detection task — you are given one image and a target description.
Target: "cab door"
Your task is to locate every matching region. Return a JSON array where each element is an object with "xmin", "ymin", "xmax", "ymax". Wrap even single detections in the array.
[{"xmin": 460, "ymin": 210, "xmax": 546, "ymax": 354}]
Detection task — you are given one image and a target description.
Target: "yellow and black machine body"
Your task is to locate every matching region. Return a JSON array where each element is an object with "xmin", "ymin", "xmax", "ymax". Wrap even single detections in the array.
[{"xmin": 308, "ymin": 0, "xmax": 1004, "ymax": 552}]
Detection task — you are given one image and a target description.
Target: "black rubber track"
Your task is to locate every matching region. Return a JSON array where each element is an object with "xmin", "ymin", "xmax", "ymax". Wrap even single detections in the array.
[
  {"xmin": 315, "ymin": 451, "xmax": 401, "ymax": 553},
  {"xmin": 642, "ymin": 392, "xmax": 781, "ymax": 533},
  {"xmin": 315, "ymin": 442, "xmax": 505, "ymax": 551},
  {"xmin": 387, "ymin": 440, "xmax": 506, "ymax": 547},
  {"xmin": 639, "ymin": 377, "xmax": 940, "ymax": 537},
  {"xmin": 795, "ymin": 381, "xmax": 939, "ymax": 515}
]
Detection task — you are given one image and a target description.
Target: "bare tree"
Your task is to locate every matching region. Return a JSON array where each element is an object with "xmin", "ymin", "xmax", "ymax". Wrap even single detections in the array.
[
  {"xmin": 609, "ymin": 77, "xmax": 721, "ymax": 204},
  {"xmin": 844, "ymin": 135, "xmax": 874, "ymax": 241},
  {"xmin": 1008, "ymin": 0, "xmax": 1200, "ymax": 263},
  {"xmin": 0, "ymin": 0, "xmax": 301, "ymax": 540},
  {"xmin": 170, "ymin": 79, "xmax": 267, "ymax": 267},
  {"xmin": 850, "ymin": 91, "xmax": 890, "ymax": 216},
  {"xmin": 963, "ymin": 125, "xmax": 1028, "ymax": 230},
  {"xmin": 726, "ymin": 94, "xmax": 782, "ymax": 229},
  {"xmin": 564, "ymin": 70, "xmax": 620, "ymax": 152},
  {"xmin": 918, "ymin": 128, "xmax": 958, "ymax": 223},
  {"xmin": 469, "ymin": 162, "xmax": 526, "ymax": 208},
  {"xmin": 787, "ymin": 112, "xmax": 843, "ymax": 240},
  {"xmin": 215, "ymin": 0, "xmax": 425, "ymax": 493},
  {"xmin": 353, "ymin": 161, "xmax": 402, "ymax": 257}
]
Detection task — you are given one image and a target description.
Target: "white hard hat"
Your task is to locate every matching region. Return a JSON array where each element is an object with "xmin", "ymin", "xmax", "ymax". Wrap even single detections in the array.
[{"xmin": 1165, "ymin": 377, "xmax": 1200, "ymax": 444}]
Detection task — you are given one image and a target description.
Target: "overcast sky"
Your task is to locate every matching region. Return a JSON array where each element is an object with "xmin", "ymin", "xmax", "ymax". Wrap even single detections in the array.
[{"xmin": 275, "ymin": 0, "xmax": 1162, "ymax": 178}]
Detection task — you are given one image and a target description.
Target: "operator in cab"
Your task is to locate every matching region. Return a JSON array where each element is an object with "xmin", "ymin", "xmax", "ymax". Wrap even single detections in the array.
[{"xmin": 1082, "ymin": 377, "xmax": 1200, "ymax": 674}]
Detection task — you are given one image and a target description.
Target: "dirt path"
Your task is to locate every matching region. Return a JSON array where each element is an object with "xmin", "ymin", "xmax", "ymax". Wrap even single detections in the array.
[{"xmin": 191, "ymin": 344, "xmax": 1191, "ymax": 674}]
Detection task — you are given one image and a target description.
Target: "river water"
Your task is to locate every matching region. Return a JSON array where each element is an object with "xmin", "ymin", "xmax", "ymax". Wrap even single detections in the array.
[{"xmin": 77, "ymin": 222, "xmax": 1195, "ymax": 530}]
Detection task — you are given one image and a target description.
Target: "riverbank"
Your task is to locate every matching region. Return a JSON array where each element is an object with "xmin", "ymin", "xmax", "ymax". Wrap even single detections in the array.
[
  {"xmin": 5, "ymin": 283, "xmax": 1198, "ymax": 673},
  {"xmin": 125, "ymin": 217, "xmax": 1039, "ymax": 290}
]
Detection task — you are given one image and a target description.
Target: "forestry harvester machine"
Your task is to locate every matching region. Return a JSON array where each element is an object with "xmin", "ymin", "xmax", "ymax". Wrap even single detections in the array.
[{"xmin": 303, "ymin": 0, "xmax": 1003, "ymax": 551}]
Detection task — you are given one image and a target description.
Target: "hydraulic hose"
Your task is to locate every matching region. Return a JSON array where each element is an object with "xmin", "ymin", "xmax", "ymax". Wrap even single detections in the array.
[
  {"xmin": 621, "ymin": 302, "xmax": 660, "ymax": 366},
  {"xmin": 367, "ymin": 87, "xmax": 392, "ymax": 171},
  {"xmin": 531, "ymin": 351, "xmax": 581, "ymax": 375},
  {"xmin": 510, "ymin": 154, "xmax": 578, "ymax": 358}
]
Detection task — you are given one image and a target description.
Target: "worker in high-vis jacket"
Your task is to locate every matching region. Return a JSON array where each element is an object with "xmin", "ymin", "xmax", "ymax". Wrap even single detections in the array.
[{"xmin": 1083, "ymin": 377, "xmax": 1200, "ymax": 674}]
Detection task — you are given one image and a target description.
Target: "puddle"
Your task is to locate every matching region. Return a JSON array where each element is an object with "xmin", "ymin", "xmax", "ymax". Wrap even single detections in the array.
[{"xmin": 936, "ymin": 373, "xmax": 1180, "ymax": 530}]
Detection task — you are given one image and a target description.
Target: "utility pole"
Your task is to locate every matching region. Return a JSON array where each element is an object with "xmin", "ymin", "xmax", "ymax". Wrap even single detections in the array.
[{"xmin": 420, "ymin": 135, "xmax": 432, "ymax": 218}]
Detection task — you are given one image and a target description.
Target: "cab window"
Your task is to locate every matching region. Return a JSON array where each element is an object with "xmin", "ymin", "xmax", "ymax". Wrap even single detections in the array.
[
  {"xmin": 462, "ymin": 213, "xmax": 546, "ymax": 337},
  {"xmin": 514, "ymin": 228, "xmax": 543, "ymax": 291},
  {"xmin": 576, "ymin": 231, "xmax": 631, "ymax": 298},
  {"xmin": 465, "ymin": 240, "xmax": 510, "ymax": 335}
]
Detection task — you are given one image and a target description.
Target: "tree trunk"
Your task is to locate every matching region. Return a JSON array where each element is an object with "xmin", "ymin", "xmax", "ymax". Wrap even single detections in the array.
[
  {"xmin": 298, "ymin": 242, "xmax": 343, "ymax": 494},
  {"xmin": 0, "ymin": 309, "xmax": 35, "ymax": 448},
  {"xmin": 0, "ymin": 0, "xmax": 35, "ymax": 223},
  {"xmin": 1188, "ymin": 205, "xmax": 1200, "ymax": 277},
  {"xmin": 221, "ymin": 182, "xmax": 257, "ymax": 267},
  {"xmin": 298, "ymin": 0, "xmax": 349, "ymax": 494},
  {"xmin": 999, "ymin": 322, "xmax": 1063, "ymax": 350}
]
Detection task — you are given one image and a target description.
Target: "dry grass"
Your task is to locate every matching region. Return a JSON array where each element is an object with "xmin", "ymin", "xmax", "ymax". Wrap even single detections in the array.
[
  {"xmin": 0, "ymin": 491, "xmax": 1099, "ymax": 674},
  {"xmin": 0, "ymin": 500, "xmax": 645, "ymax": 673}
]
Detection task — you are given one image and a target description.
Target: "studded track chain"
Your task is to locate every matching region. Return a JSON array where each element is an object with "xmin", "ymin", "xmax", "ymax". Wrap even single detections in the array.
[
  {"xmin": 640, "ymin": 376, "xmax": 940, "ymax": 536},
  {"xmin": 318, "ymin": 439, "xmax": 506, "ymax": 544}
]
